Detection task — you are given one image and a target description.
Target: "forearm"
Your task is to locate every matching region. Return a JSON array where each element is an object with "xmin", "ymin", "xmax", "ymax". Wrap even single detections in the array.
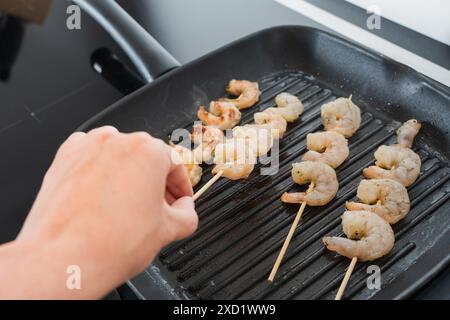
[{"xmin": 0, "ymin": 239, "xmax": 125, "ymax": 300}]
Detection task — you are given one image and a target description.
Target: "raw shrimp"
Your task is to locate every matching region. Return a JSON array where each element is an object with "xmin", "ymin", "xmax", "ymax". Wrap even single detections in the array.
[
  {"xmin": 222, "ymin": 79, "xmax": 260, "ymax": 109},
  {"xmin": 321, "ymin": 96, "xmax": 361, "ymax": 138},
  {"xmin": 262, "ymin": 92, "xmax": 304, "ymax": 122},
  {"xmin": 363, "ymin": 145, "xmax": 421, "ymax": 187},
  {"xmin": 253, "ymin": 112, "xmax": 288, "ymax": 139},
  {"xmin": 396, "ymin": 119, "xmax": 421, "ymax": 148},
  {"xmin": 346, "ymin": 179, "xmax": 410, "ymax": 224},
  {"xmin": 281, "ymin": 161, "xmax": 339, "ymax": 206},
  {"xmin": 301, "ymin": 131, "xmax": 349, "ymax": 168},
  {"xmin": 232, "ymin": 125, "xmax": 274, "ymax": 156},
  {"xmin": 197, "ymin": 101, "xmax": 241, "ymax": 130},
  {"xmin": 191, "ymin": 124, "xmax": 224, "ymax": 163},
  {"xmin": 212, "ymin": 138, "xmax": 256, "ymax": 180},
  {"xmin": 323, "ymin": 211, "xmax": 395, "ymax": 261},
  {"xmin": 171, "ymin": 144, "xmax": 203, "ymax": 187}
]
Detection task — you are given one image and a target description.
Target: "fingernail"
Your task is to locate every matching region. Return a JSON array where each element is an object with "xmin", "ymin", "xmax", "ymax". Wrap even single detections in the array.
[
  {"xmin": 170, "ymin": 149, "xmax": 183, "ymax": 165},
  {"xmin": 183, "ymin": 196, "xmax": 195, "ymax": 208},
  {"xmin": 186, "ymin": 196, "xmax": 195, "ymax": 205}
]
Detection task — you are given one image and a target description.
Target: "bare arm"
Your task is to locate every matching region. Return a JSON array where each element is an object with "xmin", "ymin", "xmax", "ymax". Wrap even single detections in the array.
[{"xmin": 0, "ymin": 126, "xmax": 198, "ymax": 299}]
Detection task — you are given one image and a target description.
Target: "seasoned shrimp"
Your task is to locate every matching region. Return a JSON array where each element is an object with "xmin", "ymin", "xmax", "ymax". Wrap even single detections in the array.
[
  {"xmin": 253, "ymin": 112, "xmax": 288, "ymax": 139},
  {"xmin": 302, "ymin": 131, "xmax": 349, "ymax": 168},
  {"xmin": 323, "ymin": 211, "xmax": 395, "ymax": 261},
  {"xmin": 321, "ymin": 97, "xmax": 361, "ymax": 138},
  {"xmin": 397, "ymin": 119, "xmax": 421, "ymax": 148},
  {"xmin": 197, "ymin": 101, "xmax": 241, "ymax": 130},
  {"xmin": 232, "ymin": 125, "xmax": 274, "ymax": 156},
  {"xmin": 212, "ymin": 138, "xmax": 256, "ymax": 180},
  {"xmin": 222, "ymin": 79, "xmax": 260, "ymax": 109},
  {"xmin": 281, "ymin": 161, "xmax": 339, "ymax": 206},
  {"xmin": 191, "ymin": 124, "xmax": 224, "ymax": 163},
  {"xmin": 363, "ymin": 145, "xmax": 421, "ymax": 187},
  {"xmin": 171, "ymin": 144, "xmax": 203, "ymax": 187},
  {"xmin": 346, "ymin": 179, "xmax": 410, "ymax": 224},
  {"xmin": 262, "ymin": 92, "xmax": 304, "ymax": 122}
]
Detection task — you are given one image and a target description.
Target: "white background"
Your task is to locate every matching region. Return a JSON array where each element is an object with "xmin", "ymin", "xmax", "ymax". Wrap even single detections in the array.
[
  {"xmin": 346, "ymin": 0, "xmax": 450, "ymax": 45},
  {"xmin": 276, "ymin": 0, "xmax": 450, "ymax": 85}
]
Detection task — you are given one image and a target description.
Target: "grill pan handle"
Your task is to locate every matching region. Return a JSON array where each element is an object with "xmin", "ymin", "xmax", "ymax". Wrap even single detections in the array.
[{"xmin": 73, "ymin": 0, "xmax": 180, "ymax": 83}]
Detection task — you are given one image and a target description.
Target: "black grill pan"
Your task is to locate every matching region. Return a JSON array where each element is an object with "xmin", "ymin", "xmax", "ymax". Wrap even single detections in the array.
[{"xmin": 77, "ymin": 1, "xmax": 450, "ymax": 300}]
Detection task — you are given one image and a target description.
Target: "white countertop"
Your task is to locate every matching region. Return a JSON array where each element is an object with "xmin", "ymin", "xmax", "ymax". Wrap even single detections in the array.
[{"xmin": 276, "ymin": 0, "xmax": 450, "ymax": 87}]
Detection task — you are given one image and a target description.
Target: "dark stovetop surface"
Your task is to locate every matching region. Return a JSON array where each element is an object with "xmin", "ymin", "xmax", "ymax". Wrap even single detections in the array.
[
  {"xmin": 0, "ymin": 0, "xmax": 448, "ymax": 299},
  {"xmin": 0, "ymin": 1, "xmax": 124, "ymax": 243}
]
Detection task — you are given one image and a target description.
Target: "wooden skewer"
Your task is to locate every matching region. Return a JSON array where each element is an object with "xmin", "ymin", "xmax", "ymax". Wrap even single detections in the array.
[
  {"xmin": 268, "ymin": 182, "xmax": 315, "ymax": 282},
  {"xmin": 334, "ymin": 200, "xmax": 382, "ymax": 300},
  {"xmin": 193, "ymin": 170, "xmax": 224, "ymax": 202},
  {"xmin": 335, "ymin": 257, "xmax": 357, "ymax": 300},
  {"xmin": 169, "ymin": 141, "xmax": 223, "ymax": 202}
]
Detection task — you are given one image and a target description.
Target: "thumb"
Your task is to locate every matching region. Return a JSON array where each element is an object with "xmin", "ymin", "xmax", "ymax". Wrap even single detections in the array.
[{"xmin": 166, "ymin": 196, "xmax": 198, "ymax": 241}]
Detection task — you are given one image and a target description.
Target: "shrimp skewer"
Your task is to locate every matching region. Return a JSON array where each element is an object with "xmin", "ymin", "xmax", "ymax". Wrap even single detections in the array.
[
  {"xmin": 269, "ymin": 182, "xmax": 315, "ymax": 282},
  {"xmin": 212, "ymin": 138, "xmax": 257, "ymax": 180},
  {"xmin": 269, "ymin": 162, "xmax": 339, "ymax": 281},
  {"xmin": 302, "ymin": 131, "xmax": 349, "ymax": 169},
  {"xmin": 263, "ymin": 92, "xmax": 304, "ymax": 122},
  {"xmin": 232, "ymin": 125, "xmax": 274, "ymax": 157},
  {"xmin": 170, "ymin": 144, "xmax": 203, "ymax": 187},
  {"xmin": 170, "ymin": 125, "xmax": 224, "ymax": 188},
  {"xmin": 331, "ymin": 119, "xmax": 422, "ymax": 299},
  {"xmin": 195, "ymin": 80, "xmax": 263, "ymax": 162},
  {"xmin": 334, "ymin": 200, "xmax": 383, "ymax": 300},
  {"xmin": 324, "ymin": 210, "xmax": 395, "ymax": 261},
  {"xmin": 306, "ymin": 98, "xmax": 360, "ymax": 297},
  {"xmin": 397, "ymin": 119, "xmax": 421, "ymax": 149},
  {"xmin": 251, "ymin": 92, "xmax": 303, "ymax": 141},
  {"xmin": 197, "ymin": 101, "xmax": 242, "ymax": 130},
  {"xmin": 192, "ymin": 89, "xmax": 257, "ymax": 198},
  {"xmin": 327, "ymin": 208, "xmax": 395, "ymax": 300},
  {"xmin": 192, "ymin": 128, "xmax": 266, "ymax": 198},
  {"xmin": 363, "ymin": 146, "xmax": 421, "ymax": 187},
  {"xmin": 190, "ymin": 138, "xmax": 260, "ymax": 200},
  {"xmin": 321, "ymin": 96, "xmax": 361, "ymax": 138},
  {"xmin": 254, "ymin": 112, "xmax": 288, "ymax": 139},
  {"xmin": 363, "ymin": 119, "xmax": 422, "ymax": 186},
  {"xmin": 346, "ymin": 179, "xmax": 410, "ymax": 224},
  {"xmin": 193, "ymin": 90, "xmax": 304, "ymax": 200},
  {"xmin": 281, "ymin": 162, "xmax": 339, "ymax": 206},
  {"xmin": 191, "ymin": 134, "xmax": 255, "ymax": 199},
  {"xmin": 270, "ymin": 95, "xmax": 358, "ymax": 281},
  {"xmin": 191, "ymin": 124, "xmax": 224, "ymax": 163},
  {"xmin": 192, "ymin": 81, "xmax": 257, "ymax": 194},
  {"xmin": 222, "ymin": 79, "xmax": 260, "ymax": 110}
]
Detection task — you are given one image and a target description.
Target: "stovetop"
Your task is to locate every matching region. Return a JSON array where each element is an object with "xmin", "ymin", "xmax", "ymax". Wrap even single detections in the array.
[
  {"xmin": 0, "ymin": 1, "xmax": 128, "ymax": 243},
  {"xmin": 0, "ymin": 0, "xmax": 448, "ymax": 299}
]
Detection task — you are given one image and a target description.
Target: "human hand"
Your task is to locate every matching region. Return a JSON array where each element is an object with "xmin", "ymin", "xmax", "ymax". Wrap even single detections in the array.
[{"xmin": 7, "ymin": 126, "xmax": 198, "ymax": 299}]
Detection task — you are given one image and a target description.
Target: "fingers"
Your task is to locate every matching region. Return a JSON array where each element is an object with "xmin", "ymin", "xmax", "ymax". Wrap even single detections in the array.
[
  {"xmin": 66, "ymin": 131, "xmax": 87, "ymax": 142},
  {"xmin": 57, "ymin": 126, "xmax": 120, "ymax": 160},
  {"xmin": 49, "ymin": 131, "xmax": 89, "ymax": 174},
  {"xmin": 148, "ymin": 138, "xmax": 193, "ymax": 199},
  {"xmin": 87, "ymin": 126, "xmax": 119, "ymax": 140},
  {"xmin": 166, "ymin": 164, "xmax": 193, "ymax": 199},
  {"xmin": 86, "ymin": 129, "xmax": 192, "ymax": 200},
  {"xmin": 166, "ymin": 196, "xmax": 198, "ymax": 241},
  {"xmin": 69, "ymin": 127, "xmax": 194, "ymax": 201},
  {"xmin": 56, "ymin": 132, "xmax": 87, "ymax": 154},
  {"xmin": 165, "ymin": 190, "xmax": 176, "ymax": 205},
  {"xmin": 57, "ymin": 126, "xmax": 118, "ymax": 157}
]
